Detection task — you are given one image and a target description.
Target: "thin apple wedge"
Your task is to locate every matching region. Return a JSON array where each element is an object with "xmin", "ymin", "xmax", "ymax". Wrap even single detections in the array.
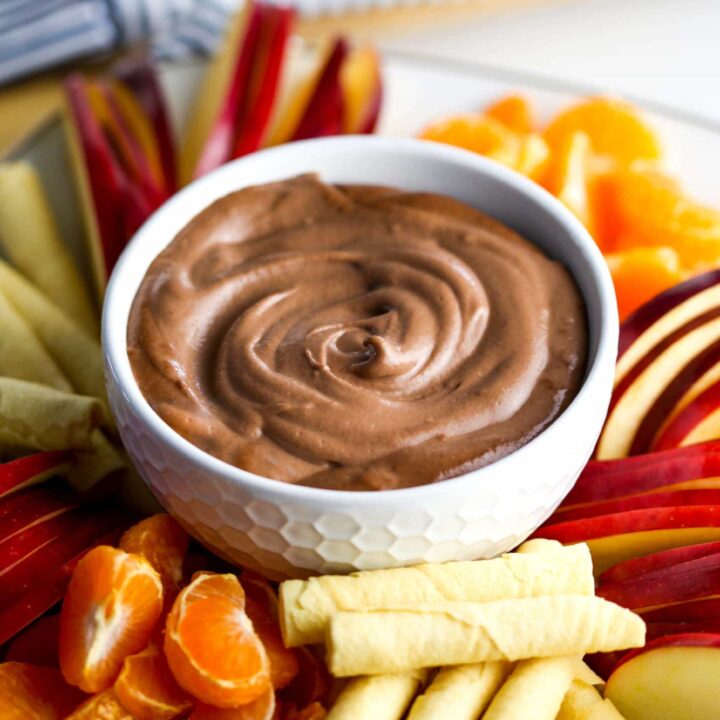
[
  {"xmin": 564, "ymin": 441, "xmax": 720, "ymax": 506},
  {"xmin": 646, "ymin": 620, "xmax": 720, "ymax": 640},
  {"xmin": 0, "ymin": 486, "xmax": 78, "ymax": 541},
  {"xmin": 111, "ymin": 56, "xmax": 177, "ymax": 192},
  {"xmin": 0, "ymin": 452, "xmax": 73, "ymax": 499},
  {"xmin": 600, "ymin": 540, "xmax": 720, "ymax": 584},
  {"xmin": 653, "ymin": 377, "xmax": 720, "ymax": 450},
  {"xmin": 605, "ymin": 633, "xmax": 720, "ymax": 720},
  {"xmin": 341, "ymin": 45, "xmax": 383, "ymax": 134},
  {"xmin": 597, "ymin": 555, "xmax": 720, "ymax": 611},
  {"xmin": 554, "ymin": 489, "xmax": 720, "ymax": 523},
  {"xmin": 291, "ymin": 37, "xmax": 348, "ymax": 140},
  {"xmin": 0, "ymin": 520, "xmax": 128, "ymax": 645},
  {"xmin": 642, "ymin": 597, "xmax": 720, "ymax": 623},
  {"xmin": 534, "ymin": 505, "xmax": 720, "ymax": 574}
]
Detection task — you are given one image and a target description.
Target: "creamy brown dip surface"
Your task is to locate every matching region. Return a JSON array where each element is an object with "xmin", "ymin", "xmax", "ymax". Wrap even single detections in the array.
[{"xmin": 128, "ymin": 175, "xmax": 587, "ymax": 490}]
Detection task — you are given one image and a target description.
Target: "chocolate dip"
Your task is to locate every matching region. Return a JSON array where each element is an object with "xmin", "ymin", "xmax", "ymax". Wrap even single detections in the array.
[{"xmin": 128, "ymin": 175, "xmax": 587, "ymax": 490}]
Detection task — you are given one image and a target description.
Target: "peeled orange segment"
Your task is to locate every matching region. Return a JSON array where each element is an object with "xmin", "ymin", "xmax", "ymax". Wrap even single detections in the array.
[
  {"xmin": 114, "ymin": 643, "xmax": 191, "ymax": 720},
  {"xmin": 59, "ymin": 545, "xmax": 164, "ymax": 693},
  {"xmin": 544, "ymin": 97, "xmax": 662, "ymax": 165},
  {"xmin": 606, "ymin": 246, "xmax": 685, "ymax": 321},
  {"xmin": 420, "ymin": 114, "xmax": 548, "ymax": 179},
  {"xmin": 119, "ymin": 514, "xmax": 189, "ymax": 594},
  {"xmin": 164, "ymin": 572, "xmax": 271, "ymax": 708},
  {"xmin": 244, "ymin": 597, "xmax": 298, "ymax": 690},
  {"xmin": 485, "ymin": 94, "xmax": 533, "ymax": 134},
  {"xmin": 606, "ymin": 167, "xmax": 720, "ymax": 267},
  {"xmin": 189, "ymin": 687, "xmax": 276, "ymax": 719},
  {"xmin": 66, "ymin": 689, "xmax": 132, "ymax": 719},
  {"xmin": 0, "ymin": 661, "xmax": 85, "ymax": 720}
]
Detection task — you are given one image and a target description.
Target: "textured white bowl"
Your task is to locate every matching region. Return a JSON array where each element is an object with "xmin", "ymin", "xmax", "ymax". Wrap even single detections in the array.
[{"xmin": 103, "ymin": 136, "xmax": 617, "ymax": 579}]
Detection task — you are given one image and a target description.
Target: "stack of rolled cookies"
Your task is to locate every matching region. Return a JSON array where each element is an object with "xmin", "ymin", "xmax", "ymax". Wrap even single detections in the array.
[
  {"xmin": 279, "ymin": 539, "xmax": 644, "ymax": 720},
  {"xmin": 0, "ymin": 161, "xmax": 152, "ymax": 508}
]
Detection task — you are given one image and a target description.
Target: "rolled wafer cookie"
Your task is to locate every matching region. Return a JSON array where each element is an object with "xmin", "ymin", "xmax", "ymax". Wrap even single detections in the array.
[
  {"xmin": 0, "ymin": 162, "xmax": 97, "ymax": 335},
  {"xmin": 406, "ymin": 661, "xmax": 511, "ymax": 720},
  {"xmin": 0, "ymin": 377, "xmax": 103, "ymax": 451},
  {"xmin": 326, "ymin": 595, "xmax": 646, "ymax": 677},
  {"xmin": 482, "ymin": 656, "xmax": 580, "ymax": 720},
  {"xmin": 0, "ymin": 260, "xmax": 107, "ymax": 418},
  {"xmin": 0, "ymin": 289, "xmax": 71, "ymax": 392},
  {"xmin": 326, "ymin": 669, "xmax": 427, "ymax": 720},
  {"xmin": 280, "ymin": 539, "xmax": 593, "ymax": 647},
  {"xmin": 556, "ymin": 680, "xmax": 626, "ymax": 720}
]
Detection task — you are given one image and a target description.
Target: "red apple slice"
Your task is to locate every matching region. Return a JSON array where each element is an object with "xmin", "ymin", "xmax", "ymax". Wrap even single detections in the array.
[
  {"xmin": 653, "ymin": 377, "xmax": 720, "ymax": 450},
  {"xmin": 535, "ymin": 505, "xmax": 720, "ymax": 574},
  {"xmin": 0, "ymin": 519, "xmax": 128, "ymax": 645},
  {"xmin": 598, "ymin": 317, "xmax": 720, "ymax": 459},
  {"xmin": 646, "ymin": 620, "xmax": 720, "ymax": 640},
  {"xmin": 291, "ymin": 37, "xmax": 348, "ymax": 141},
  {"xmin": 600, "ymin": 540, "xmax": 720, "ymax": 584},
  {"xmin": 642, "ymin": 597, "xmax": 720, "ymax": 624},
  {"xmin": 340, "ymin": 46, "xmax": 383, "ymax": 134},
  {"xmin": 597, "ymin": 555, "xmax": 720, "ymax": 611},
  {"xmin": 0, "ymin": 452, "xmax": 72, "ymax": 499},
  {"xmin": 0, "ymin": 486, "xmax": 78, "ymax": 543},
  {"xmin": 231, "ymin": 4, "xmax": 294, "ymax": 158},
  {"xmin": 617, "ymin": 269, "xmax": 720, "ymax": 375},
  {"xmin": 554, "ymin": 489, "xmax": 720, "ymax": 523},
  {"xmin": 111, "ymin": 56, "xmax": 177, "ymax": 192},
  {"xmin": 605, "ymin": 633, "xmax": 720, "ymax": 720},
  {"xmin": 564, "ymin": 441, "xmax": 720, "ymax": 506},
  {"xmin": 0, "ymin": 507, "xmax": 130, "ymax": 611},
  {"xmin": 3, "ymin": 614, "xmax": 60, "ymax": 667}
]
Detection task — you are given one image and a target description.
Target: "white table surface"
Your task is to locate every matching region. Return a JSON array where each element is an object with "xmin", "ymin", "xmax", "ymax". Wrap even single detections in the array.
[{"xmin": 382, "ymin": 0, "xmax": 720, "ymax": 125}]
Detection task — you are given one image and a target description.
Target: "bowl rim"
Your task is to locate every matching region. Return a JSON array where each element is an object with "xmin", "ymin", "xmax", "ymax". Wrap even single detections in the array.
[{"xmin": 103, "ymin": 135, "xmax": 618, "ymax": 504}]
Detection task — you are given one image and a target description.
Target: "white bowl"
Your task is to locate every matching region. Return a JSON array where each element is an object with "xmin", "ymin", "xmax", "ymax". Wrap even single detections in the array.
[{"xmin": 103, "ymin": 136, "xmax": 617, "ymax": 579}]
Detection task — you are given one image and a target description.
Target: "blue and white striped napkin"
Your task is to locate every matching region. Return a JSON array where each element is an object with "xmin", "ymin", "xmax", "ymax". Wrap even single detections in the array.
[{"xmin": 0, "ymin": 0, "xmax": 242, "ymax": 85}]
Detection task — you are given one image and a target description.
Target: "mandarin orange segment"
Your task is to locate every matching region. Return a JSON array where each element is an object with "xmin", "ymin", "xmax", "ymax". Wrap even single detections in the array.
[
  {"xmin": 485, "ymin": 94, "xmax": 533, "ymax": 134},
  {"xmin": 544, "ymin": 97, "xmax": 662, "ymax": 166},
  {"xmin": 189, "ymin": 687, "xmax": 276, "ymax": 720},
  {"xmin": 244, "ymin": 597, "xmax": 298, "ymax": 690},
  {"xmin": 420, "ymin": 113, "xmax": 517, "ymax": 157},
  {"xmin": 164, "ymin": 572, "xmax": 271, "ymax": 708},
  {"xmin": 119, "ymin": 514, "xmax": 190, "ymax": 594},
  {"xmin": 605, "ymin": 245, "xmax": 685, "ymax": 321},
  {"xmin": 66, "ymin": 689, "xmax": 132, "ymax": 719},
  {"xmin": 114, "ymin": 643, "xmax": 191, "ymax": 720},
  {"xmin": 606, "ymin": 167, "xmax": 720, "ymax": 267},
  {"xmin": 0, "ymin": 661, "xmax": 85, "ymax": 720},
  {"xmin": 59, "ymin": 545, "xmax": 164, "ymax": 693}
]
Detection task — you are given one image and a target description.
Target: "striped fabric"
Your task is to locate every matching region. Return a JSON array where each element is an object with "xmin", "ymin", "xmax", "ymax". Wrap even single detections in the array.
[{"xmin": 0, "ymin": 0, "xmax": 242, "ymax": 85}]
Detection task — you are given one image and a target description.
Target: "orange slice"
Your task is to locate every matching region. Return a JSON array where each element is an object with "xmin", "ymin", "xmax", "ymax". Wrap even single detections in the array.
[
  {"xmin": 65, "ymin": 689, "xmax": 132, "ymax": 719},
  {"xmin": 164, "ymin": 573, "xmax": 271, "ymax": 708},
  {"xmin": 544, "ymin": 97, "xmax": 662, "ymax": 166},
  {"xmin": 119, "ymin": 514, "xmax": 189, "ymax": 595},
  {"xmin": 114, "ymin": 643, "xmax": 191, "ymax": 720},
  {"xmin": 0, "ymin": 662, "xmax": 85, "ymax": 720},
  {"xmin": 420, "ymin": 113, "xmax": 548, "ymax": 179},
  {"xmin": 189, "ymin": 687, "xmax": 275, "ymax": 719},
  {"xmin": 606, "ymin": 167, "xmax": 720, "ymax": 267},
  {"xmin": 485, "ymin": 94, "xmax": 533, "ymax": 134},
  {"xmin": 605, "ymin": 246, "xmax": 684, "ymax": 321},
  {"xmin": 59, "ymin": 546, "xmax": 164, "ymax": 693}
]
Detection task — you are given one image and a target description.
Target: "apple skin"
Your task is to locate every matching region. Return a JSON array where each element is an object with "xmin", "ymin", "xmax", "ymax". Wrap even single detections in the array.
[
  {"xmin": 642, "ymin": 597, "xmax": 720, "ymax": 623},
  {"xmin": 554, "ymin": 489, "xmax": 720, "ymax": 524},
  {"xmin": 597, "ymin": 554, "xmax": 720, "ymax": 611},
  {"xmin": 0, "ymin": 451, "xmax": 72, "ymax": 498},
  {"xmin": 111, "ymin": 57, "xmax": 177, "ymax": 192},
  {"xmin": 605, "ymin": 633, "xmax": 720, "ymax": 720},
  {"xmin": 564, "ymin": 440, "xmax": 720, "ymax": 506},
  {"xmin": 618, "ymin": 269, "xmax": 720, "ymax": 359},
  {"xmin": 599, "ymin": 540, "xmax": 720, "ymax": 584},
  {"xmin": 646, "ymin": 620, "xmax": 720, "ymax": 640},
  {"xmin": 291, "ymin": 38, "xmax": 348, "ymax": 141},
  {"xmin": 653, "ymin": 377, "xmax": 720, "ymax": 450}
]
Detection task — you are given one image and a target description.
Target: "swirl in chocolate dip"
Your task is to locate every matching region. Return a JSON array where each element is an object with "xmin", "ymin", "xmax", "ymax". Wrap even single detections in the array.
[{"xmin": 128, "ymin": 175, "xmax": 587, "ymax": 491}]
